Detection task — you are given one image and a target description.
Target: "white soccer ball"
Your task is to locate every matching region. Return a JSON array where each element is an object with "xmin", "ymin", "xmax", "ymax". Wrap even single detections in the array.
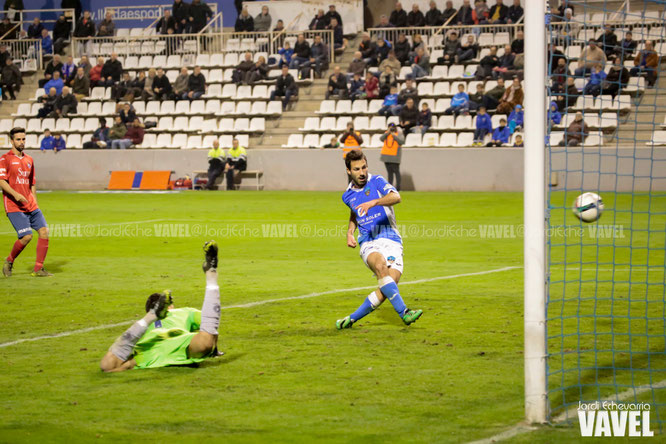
[{"xmin": 572, "ymin": 192, "xmax": 604, "ymax": 223}]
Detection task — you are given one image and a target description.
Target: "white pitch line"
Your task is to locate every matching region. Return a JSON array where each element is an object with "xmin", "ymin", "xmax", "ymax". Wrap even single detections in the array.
[{"xmin": 0, "ymin": 266, "xmax": 520, "ymax": 349}]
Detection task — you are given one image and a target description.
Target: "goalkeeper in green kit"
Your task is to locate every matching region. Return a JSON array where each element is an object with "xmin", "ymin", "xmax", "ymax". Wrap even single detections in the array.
[{"xmin": 100, "ymin": 241, "xmax": 222, "ymax": 372}]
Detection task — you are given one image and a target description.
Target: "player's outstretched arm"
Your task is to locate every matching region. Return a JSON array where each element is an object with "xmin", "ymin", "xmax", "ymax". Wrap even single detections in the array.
[{"xmin": 347, "ymin": 210, "xmax": 358, "ymax": 248}]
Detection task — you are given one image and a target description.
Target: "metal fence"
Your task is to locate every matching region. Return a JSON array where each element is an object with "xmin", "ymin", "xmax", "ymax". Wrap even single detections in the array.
[{"xmin": 1, "ymin": 38, "xmax": 43, "ymax": 71}]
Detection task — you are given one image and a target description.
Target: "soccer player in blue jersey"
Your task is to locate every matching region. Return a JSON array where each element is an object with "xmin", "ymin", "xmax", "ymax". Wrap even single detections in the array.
[{"xmin": 336, "ymin": 149, "xmax": 423, "ymax": 329}]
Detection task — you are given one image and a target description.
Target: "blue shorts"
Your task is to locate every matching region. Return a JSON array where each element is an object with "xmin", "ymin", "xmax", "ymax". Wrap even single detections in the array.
[{"xmin": 6, "ymin": 209, "xmax": 47, "ymax": 239}]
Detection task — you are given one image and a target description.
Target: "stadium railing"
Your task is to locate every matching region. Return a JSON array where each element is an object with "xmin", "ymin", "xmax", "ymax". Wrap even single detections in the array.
[
  {"xmin": 0, "ymin": 8, "xmax": 77, "ymax": 34},
  {"xmin": 0, "ymin": 38, "xmax": 43, "ymax": 71}
]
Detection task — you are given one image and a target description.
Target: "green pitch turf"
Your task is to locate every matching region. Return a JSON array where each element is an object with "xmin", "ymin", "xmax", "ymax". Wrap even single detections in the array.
[{"xmin": 0, "ymin": 191, "xmax": 663, "ymax": 443}]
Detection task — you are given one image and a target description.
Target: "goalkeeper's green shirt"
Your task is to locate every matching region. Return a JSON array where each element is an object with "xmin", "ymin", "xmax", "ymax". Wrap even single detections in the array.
[{"xmin": 132, "ymin": 308, "xmax": 210, "ymax": 369}]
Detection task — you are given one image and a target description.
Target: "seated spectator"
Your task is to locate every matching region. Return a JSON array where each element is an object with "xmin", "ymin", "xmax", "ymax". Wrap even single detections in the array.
[
  {"xmin": 0, "ymin": 17, "xmax": 17, "ymax": 40},
  {"xmin": 254, "ymin": 5, "xmax": 271, "ymax": 32},
  {"xmin": 339, "ymin": 122, "xmax": 363, "ymax": 154},
  {"xmin": 152, "ymin": 68, "xmax": 172, "ymax": 100},
  {"xmin": 61, "ymin": 55, "xmax": 76, "ymax": 84},
  {"xmin": 399, "ymin": 98, "xmax": 419, "ymax": 133},
  {"xmin": 511, "ymin": 30, "xmax": 524, "ymax": 55},
  {"xmin": 548, "ymin": 101, "xmax": 562, "ymax": 126},
  {"xmin": 224, "ymin": 138, "xmax": 247, "ymax": 191},
  {"xmin": 362, "ymin": 71, "xmax": 379, "ymax": 99},
  {"xmin": 304, "ymin": 34, "xmax": 329, "ymax": 78},
  {"xmin": 507, "ymin": 104, "xmax": 523, "ymax": 133},
  {"xmin": 245, "ymin": 56, "xmax": 269, "ymax": 84},
  {"xmin": 473, "ymin": 0, "xmax": 490, "ymax": 24},
  {"xmin": 602, "ymin": 57, "xmax": 629, "ymax": 98},
  {"xmin": 89, "ymin": 57, "xmax": 104, "ymax": 87},
  {"xmin": 185, "ymin": 65, "xmax": 206, "ymax": 100},
  {"xmin": 507, "ymin": 0, "xmax": 523, "ymax": 24},
  {"xmin": 100, "ymin": 53, "xmax": 122, "ymax": 87},
  {"xmin": 309, "ymin": 9, "xmax": 327, "ymax": 30},
  {"xmin": 493, "ymin": 45, "xmax": 515, "ymax": 79},
  {"xmin": 409, "ymin": 34, "xmax": 427, "ymax": 63},
  {"xmin": 390, "ymin": 2, "xmax": 408, "ymax": 27},
  {"xmin": 397, "ymin": 77, "xmax": 419, "ymax": 110},
  {"xmin": 358, "ymin": 33, "xmax": 376, "ymax": 66},
  {"xmin": 394, "ymin": 34, "xmax": 410, "ymax": 66},
  {"xmin": 108, "ymin": 116, "xmax": 127, "ymax": 144},
  {"xmin": 557, "ymin": 0, "xmax": 575, "ymax": 17},
  {"xmin": 278, "ymin": 42, "xmax": 294, "ymax": 68},
  {"xmin": 129, "ymin": 70, "xmax": 146, "ymax": 99},
  {"xmin": 324, "ymin": 4, "xmax": 343, "ymax": 28},
  {"xmin": 328, "ymin": 18, "xmax": 346, "ymax": 52},
  {"xmin": 111, "ymin": 118, "xmax": 144, "ymax": 149},
  {"xmin": 496, "ymin": 77, "xmax": 523, "ymax": 114},
  {"xmin": 53, "ymin": 14, "xmax": 72, "ymax": 55},
  {"xmin": 52, "ymin": 86, "xmax": 77, "ymax": 118},
  {"xmin": 583, "ymin": 63, "xmax": 606, "ymax": 96},
  {"xmin": 290, "ymin": 34, "xmax": 311, "ymax": 70},
  {"xmin": 476, "ymin": 46, "xmax": 499, "ymax": 79},
  {"xmin": 1, "ymin": 58, "xmax": 22, "ymax": 100},
  {"xmin": 468, "ymin": 83, "xmax": 485, "ymax": 110},
  {"xmin": 119, "ymin": 102, "xmax": 136, "ymax": 125},
  {"xmin": 83, "ymin": 118, "xmax": 109, "ymax": 149},
  {"xmin": 348, "ymin": 51, "xmax": 366, "ymax": 79},
  {"xmin": 411, "ymin": 47, "xmax": 430, "ymax": 79},
  {"xmin": 375, "ymin": 14, "xmax": 391, "ymax": 29},
  {"xmin": 78, "ymin": 55, "xmax": 92, "ymax": 77},
  {"xmin": 173, "ymin": 67, "xmax": 190, "ymax": 98},
  {"xmin": 556, "ymin": 8, "xmax": 579, "ymax": 48},
  {"xmin": 559, "ymin": 112, "xmax": 588, "ymax": 146},
  {"xmin": 488, "ymin": 0, "xmax": 508, "ymax": 24},
  {"xmin": 44, "ymin": 70, "xmax": 64, "ymax": 95},
  {"xmin": 28, "ymin": 17, "xmax": 44, "ymax": 39},
  {"xmin": 156, "ymin": 9, "xmax": 176, "ymax": 35},
  {"xmin": 375, "ymin": 39, "xmax": 391, "ymax": 66},
  {"xmin": 97, "ymin": 11, "xmax": 116, "ymax": 37},
  {"xmin": 439, "ymin": 32, "xmax": 459, "ymax": 65},
  {"xmin": 142, "ymin": 69, "xmax": 157, "ymax": 100},
  {"xmin": 378, "ymin": 86, "xmax": 400, "ymax": 116},
  {"xmin": 574, "ymin": 41, "xmax": 606, "ymax": 77},
  {"xmin": 547, "ymin": 43, "xmax": 567, "ymax": 68},
  {"xmin": 379, "ymin": 50, "xmax": 401, "ymax": 77},
  {"xmin": 378, "ymin": 66, "xmax": 397, "ymax": 98},
  {"xmin": 232, "ymin": 52, "xmax": 254, "ymax": 84},
  {"xmin": 407, "ymin": 4, "xmax": 425, "ymax": 27},
  {"xmin": 40, "ymin": 28, "xmax": 53, "ymax": 59},
  {"xmin": 513, "ymin": 134, "xmax": 524, "ymax": 147},
  {"xmin": 553, "ymin": 76, "xmax": 579, "ymax": 111},
  {"xmin": 487, "ymin": 118, "xmax": 510, "ymax": 146},
  {"xmin": 482, "ymin": 77, "xmax": 505, "ymax": 109},
  {"xmin": 270, "ymin": 66, "xmax": 298, "ymax": 110},
  {"xmin": 322, "ymin": 136, "xmax": 340, "ymax": 149},
  {"xmin": 206, "ymin": 140, "xmax": 225, "ymax": 190},
  {"xmin": 551, "ymin": 57, "xmax": 570, "ymax": 85},
  {"xmin": 473, "ymin": 106, "xmax": 492, "ymax": 146},
  {"xmin": 425, "ymin": 1, "xmax": 442, "ymax": 26},
  {"xmin": 39, "ymin": 54, "xmax": 63, "ymax": 88},
  {"xmin": 37, "ymin": 88, "xmax": 58, "ymax": 118},
  {"xmin": 413, "ymin": 102, "xmax": 432, "ymax": 134},
  {"xmin": 630, "ymin": 40, "xmax": 658, "ymax": 87},
  {"xmin": 456, "ymin": 35, "xmax": 479, "ymax": 64},
  {"xmin": 349, "ymin": 73, "xmax": 364, "ymax": 100},
  {"xmin": 441, "ymin": 1, "xmax": 457, "ymax": 23},
  {"xmin": 40, "ymin": 129, "xmax": 66, "ymax": 153},
  {"xmin": 617, "ymin": 32, "xmax": 637, "ymax": 59},
  {"xmin": 112, "ymin": 71, "xmax": 132, "ymax": 101},
  {"xmin": 599, "ymin": 25, "xmax": 617, "ymax": 58},
  {"xmin": 325, "ymin": 66, "xmax": 348, "ymax": 99},
  {"xmin": 235, "ymin": 8, "xmax": 254, "ymax": 32},
  {"xmin": 445, "ymin": 84, "xmax": 470, "ymax": 115}
]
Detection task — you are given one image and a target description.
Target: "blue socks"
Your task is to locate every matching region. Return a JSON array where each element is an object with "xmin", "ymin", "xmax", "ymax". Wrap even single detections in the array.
[
  {"xmin": 350, "ymin": 291, "xmax": 382, "ymax": 322},
  {"xmin": 379, "ymin": 276, "xmax": 407, "ymax": 317}
]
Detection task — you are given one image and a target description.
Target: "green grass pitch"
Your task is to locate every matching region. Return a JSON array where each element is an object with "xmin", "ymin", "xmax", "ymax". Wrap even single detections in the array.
[{"xmin": 0, "ymin": 190, "xmax": 663, "ymax": 443}]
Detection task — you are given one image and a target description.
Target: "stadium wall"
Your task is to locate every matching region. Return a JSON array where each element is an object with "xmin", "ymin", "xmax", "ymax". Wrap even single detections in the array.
[{"xmin": 29, "ymin": 148, "xmax": 666, "ymax": 192}]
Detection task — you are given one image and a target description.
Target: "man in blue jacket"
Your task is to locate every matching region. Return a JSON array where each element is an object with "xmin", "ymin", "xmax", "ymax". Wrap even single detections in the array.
[{"xmin": 487, "ymin": 118, "xmax": 510, "ymax": 147}]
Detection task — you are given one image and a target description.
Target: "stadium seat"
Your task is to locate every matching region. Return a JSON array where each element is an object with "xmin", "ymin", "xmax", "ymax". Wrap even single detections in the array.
[
  {"xmin": 219, "ymin": 118, "xmax": 235, "ymax": 132},
  {"xmin": 320, "ymin": 117, "xmax": 336, "ymax": 132},
  {"xmin": 12, "ymin": 118, "xmax": 27, "ymax": 130},
  {"xmin": 302, "ymin": 134, "xmax": 319, "ymax": 148},
  {"xmin": 221, "ymin": 84, "xmax": 236, "ymax": 99},
  {"xmin": 205, "ymin": 84, "xmax": 223, "ymax": 99},
  {"xmin": 369, "ymin": 134, "xmax": 383, "ymax": 148},
  {"xmin": 436, "ymin": 115, "xmax": 454, "ymax": 130},
  {"xmin": 317, "ymin": 100, "xmax": 335, "ymax": 114},
  {"xmin": 208, "ymin": 69, "xmax": 223, "ymax": 83},
  {"xmin": 446, "ymin": 65, "xmax": 464, "ymax": 79},
  {"xmin": 175, "ymin": 100, "xmax": 190, "ymax": 115},
  {"xmin": 189, "ymin": 116, "xmax": 204, "ymax": 132},
  {"xmin": 435, "ymin": 98, "xmax": 451, "ymax": 113},
  {"xmin": 25, "ymin": 134, "xmax": 38, "ymax": 148},
  {"xmin": 300, "ymin": 117, "xmax": 319, "ymax": 132},
  {"xmin": 420, "ymin": 133, "xmax": 439, "ymax": 147},
  {"xmin": 368, "ymin": 100, "xmax": 383, "ymax": 114},
  {"xmin": 27, "ymin": 118, "xmax": 41, "ymax": 133},
  {"xmin": 455, "ymin": 133, "xmax": 474, "ymax": 147},
  {"xmin": 0, "ymin": 119, "xmax": 12, "ymax": 133},
  {"xmin": 352, "ymin": 100, "xmax": 368, "ymax": 114},
  {"xmin": 218, "ymin": 101, "xmax": 235, "ymax": 115},
  {"xmin": 166, "ymin": 55, "xmax": 181, "ymax": 69},
  {"xmin": 282, "ymin": 134, "xmax": 303, "ymax": 148},
  {"xmin": 186, "ymin": 135, "xmax": 202, "ymax": 149},
  {"xmin": 584, "ymin": 133, "xmax": 603, "ymax": 146},
  {"xmin": 430, "ymin": 65, "xmax": 448, "ymax": 80},
  {"xmin": 440, "ymin": 133, "xmax": 456, "ymax": 147},
  {"xmin": 101, "ymin": 102, "xmax": 117, "ymax": 116},
  {"xmin": 354, "ymin": 116, "xmax": 370, "ymax": 131},
  {"xmin": 418, "ymin": 82, "xmax": 433, "ymax": 97},
  {"xmin": 455, "ymin": 115, "xmax": 473, "ymax": 130},
  {"xmin": 370, "ymin": 116, "xmax": 386, "ymax": 129},
  {"xmin": 67, "ymin": 134, "xmax": 82, "ymax": 149},
  {"xmin": 336, "ymin": 116, "xmax": 352, "ymax": 132},
  {"xmin": 83, "ymin": 117, "xmax": 98, "ymax": 132},
  {"xmin": 234, "ymin": 101, "xmax": 251, "ymax": 116},
  {"xmin": 205, "ymin": 99, "xmax": 221, "ymax": 114},
  {"xmin": 209, "ymin": 53, "xmax": 224, "ymax": 67},
  {"xmin": 55, "ymin": 118, "xmax": 70, "ymax": 133},
  {"xmin": 172, "ymin": 133, "xmax": 187, "ymax": 149},
  {"xmin": 494, "ymin": 32, "xmax": 510, "ymax": 46},
  {"xmin": 172, "ymin": 117, "xmax": 189, "ymax": 132},
  {"xmin": 12, "ymin": 103, "xmax": 31, "ymax": 117},
  {"xmin": 251, "ymin": 101, "xmax": 267, "ymax": 115},
  {"xmin": 69, "ymin": 118, "xmax": 85, "ymax": 132},
  {"xmin": 156, "ymin": 101, "xmax": 174, "ymax": 116},
  {"xmin": 252, "ymin": 85, "xmax": 268, "ymax": 99},
  {"xmin": 491, "ymin": 114, "xmax": 508, "ymax": 128},
  {"xmin": 224, "ymin": 53, "xmax": 238, "ymax": 67},
  {"xmin": 90, "ymin": 87, "xmax": 106, "ymax": 101},
  {"xmin": 196, "ymin": 54, "xmax": 210, "ymax": 67},
  {"xmin": 266, "ymin": 101, "xmax": 282, "ymax": 115},
  {"xmin": 648, "ymin": 131, "xmax": 666, "ymax": 146},
  {"xmin": 336, "ymin": 100, "xmax": 352, "ymax": 114},
  {"xmin": 249, "ymin": 118, "xmax": 265, "ymax": 132},
  {"xmin": 236, "ymin": 85, "xmax": 252, "ymax": 100},
  {"xmin": 600, "ymin": 113, "xmax": 617, "ymax": 129}
]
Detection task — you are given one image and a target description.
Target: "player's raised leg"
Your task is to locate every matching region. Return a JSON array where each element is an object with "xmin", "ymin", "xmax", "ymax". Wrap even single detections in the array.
[{"xmin": 187, "ymin": 240, "xmax": 220, "ymax": 358}]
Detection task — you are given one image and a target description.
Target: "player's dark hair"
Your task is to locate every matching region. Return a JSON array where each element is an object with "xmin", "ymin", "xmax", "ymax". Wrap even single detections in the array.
[
  {"xmin": 145, "ymin": 293, "xmax": 163, "ymax": 313},
  {"xmin": 345, "ymin": 149, "xmax": 366, "ymax": 170},
  {"xmin": 9, "ymin": 127, "xmax": 25, "ymax": 140}
]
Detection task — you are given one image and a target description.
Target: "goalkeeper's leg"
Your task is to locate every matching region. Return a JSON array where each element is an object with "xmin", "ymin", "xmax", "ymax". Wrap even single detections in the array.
[{"xmin": 188, "ymin": 241, "xmax": 220, "ymax": 358}]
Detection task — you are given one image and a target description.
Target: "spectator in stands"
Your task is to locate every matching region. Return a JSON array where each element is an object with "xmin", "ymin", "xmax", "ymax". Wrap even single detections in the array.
[
  {"xmin": 409, "ymin": 34, "xmax": 427, "ymax": 62},
  {"xmin": 583, "ymin": 63, "xmax": 606, "ymax": 96},
  {"xmin": 51, "ymin": 86, "xmax": 77, "ymax": 118},
  {"xmin": 379, "ymin": 66, "xmax": 397, "ymax": 98},
  {"xmin": 173, "ymin": 66, "xmax": 189, "ymax": 98},
  {"xmin": 235, "ymin": 8, "xmax": 254, "ymax": 32},
  {"xmin": 456, "ymin": 0, "xmax": 474, "ymax": 25},
  {"xmin": 602, "ymin": 57, "xmax": 629, "ymax": 98},
  {"xmin": 547, "ymin": 43, "xmax": 566, "ymax": 69},
  {"xmin": 130, "ymin": 70, "xmax": 146, "ymax": 99},
  {"xmin": 375, "ymin": 15, "xmax": 392, "ymax": 31},
  {"xmin": 411, "ymin": 47, "xmax": 430, "ymax": 79},
  {"xmin": 445, "ymin": 84, "xmax": 470, "ymax": 115},
  {"xmin": 496, "ymin": 77, "xmax": 523, "ymax": 114},
  {"xmin": 112, "ymin": 71, "xmax": 132, "ymax": 101},
  {"xmin": 407, "ymin": 4, "xmax": 425, "ymax": 27},
  {"xmin": 473, "ymin": 106, "xmax": 492, "ymax": 146},
  {"xmin": 378, "ymin": 85, "xmax": 399, "ymax": 116},
  {"xmin": 348, "ymin": 51, "xmax": 366, "ymax": 79},
  {"xmin": 492, "ymin": 45, "xmax": 515, "ymax": 79},
  {"xmin": 349, "ymin": 72, "xmax": 364, "ymax": 100},
  {"xmin": 111, "ymin": 118, "xmax": 144, "ymax": 149},
  {"xmin": 425, "ymin": 1, "xmax": 442, "ymax": 26},
  {"xmin": 97, "ymin": 10, "xmax": 116, "ymax": 37},
  {"xmin": 328, "ymin": 17, "xmax": 346, "ymax": 52},
  {"xmin": 548, "ymin": 102, "xmax": 562, "ymax": 126},
  {"xmin": 0, "ymin": 45, "xmax": 7, "ymax": 67},
  {"xmin": 397, "ymin": 77, "xmax": 418, "ymax": 108},
  {"xmin": 205, "ymin": 140, "xmax": 225, "ymax": 190},
  {"xmin": 362, "ymin": 71, "xmax": 379, "ymax": 99},
  {"xmin": 185, "ymin": 65, "xmax": 206, "ymax": 100},
  {"xmin": 40, "ymin": 28, "xmax": 53, "ymax": 59},
  {"xmin": 339, "ymin": 122, "xmax": 363, "ymax": 153},
  {"xmin": 511, "ymin": 30, "xmax": 524, "ymax": 55},
  {"xmin": 379, "ymin": 50, "xmax": 401, "ymax": 77},
  {"xmin": 152, "ymin": 68, "xmax": 172, "ymax": 100},
  {"xmin": 232, "ymin": 52, "xmax": 254, "ymax": 84},
  {"xmin": 225, "ymin": 138, "xmax": 247, "ymax": 191},
  {"xmin": 473, "ymin": 0, "xmax": 490, "ymax": 24},
  {"xmin": 440, "ymin": 31, "xmax": 459, "ymax": 65},
  {"xmin": 389, "ymin": 2, "xmax": 408, "ymax": 27},
  {"xmin": 507, "ymin": 104, "xmax": 523, "ymax": 133},
  {"xmin": 375, "ymin": 38, "xmax": 391, "ymax": 66},
  {"xmin": 0, "ymin": 17, "xmax": 17, "ymax": 40},
  {"xmin": 553, "ymin": 76, "xmax": 579, "ymax": 111},
  {"xmin": 631, "ymin": 40, "xmax": 658, "ymax": 87},
  {"xmin": 290, "ymin": 34, "xmax": 311, "ymax": 70},
  {"xmin": 37, "ymin": 87, "xmax": 58, "ymax": 118},
  {"xmin": 482, "ymin": 76, "xmax": 505, "ymax": 109},
  {"xmin": 574, "ymin": 41, "xmax": 606, "ymax": 77},
  {"xmin": 551, "ymin": 57, "xmax": 570, "ymax": 85},
  {"xmin": 476, "ymin": 46, "xmax": 499, "ymax": 79},
  {"xmin": 62, "ymin": 0, "xmax": 82, "ymax": 23},
  {"xmin": 88, "ymin": 56, "xmax": 103, "ymax": 87},
  {"xmin": 322, "ymin": 136, "xmax": 340, "ymax": 149},
  {"xmin": 559, "ymin": 112, "xmax": 588, "ymax": 146},
  {"xmin": 189, "ymin": 0, "xmax": 213, "ymax": 33},
  {"xmin": 44, "ymin": 70, "xmax": 64, "ymax": 95},
  {"xmin": 468, "ymin": 83, "xmax": 485, "ymax": 110},
  {"xmin": 380, "ymin": 123, "xmax": 404, "ymax": 190},
  {"xmin": 173, "ymin": 0, "xmax": 191, "ymax": 33},
  {"xmin": 74, "ymin": 11, "xmax": 96, "ymax": 57},
  {"xmin": 513, "ymin": 134, "xmax": 523, "ymax": 147},
  {"xmin": 254, "ymin": 5, "xmax": 271, "ymax": 32},
  {"xmin": 61, "ymin": 55, "xmax": 76, "ymax": 83},
  {"xmin": 27, "ymin": 17, "xmax": 44, "ymax": 39},
  {"xmin": 40, "ymin": 129, "xmax": 66, "ymax": 153},
  {"xmin": 245, "ymin": 56, "xmax": 269, "ymax": 84},
  {"xmin": 412, "ymin": 102, "xmax": 432, "ymax": 134},
  {"xmin": 358, "ymin": 33, "xmax": 376, "ymax": 66},
  {"xmin": 325, "ymin": 65, "xmax": 348, "ymax": 99},
  {"xmin": 398, "ymin": 98, "xmax": 418, "ymax": 133},
  {"xmin": 441, "ymin": 1, "xmax": 457, "ymax": 24},
  {"xmin": 278, "ymin": 41, "xmax": 293, "ymax": 68},
  {"xmin": 305, "ymin": 34, "xmax": 329, "ymax": 78},
  {"xmin": 457, "ymin": 35, "xmax": 479, "ymax": 64},
  {"xmin": 108, "ymin": 116, "xmax": 126, "ymax": 144},
  {"xmin": 118, "ymin": 102, "xmax": 136, "ymax": 126},
  {"xmin": 82, "ymin": 118, "xmax": 109, "ymax": 149},
  {"xmin": 507, "ymin": 0, "xmax": 523, "ymax": 23},
  {"xmin": 617, "ymin": 31, "xmax": 636, "ymax": 59},
  {"xmin": 271, "ymin": 65, "xmax": 298, "ymax": 110},
  {"xmin": 394, "ymin": 34, "xmax": 410, "ymax": 66},
  {"xmin": 78, "ymin": 55, "xmax": 91, "ymax": 76},
  {"xmin": 100, "ymin": 53, "xmax": 122, "ymax": 87},
  {"xmin": 487, "ymin": 118, "xmax": 510, "ymax": 146},
  {"xmin": 39, "ymin": 54, "xmax": 62, "ymax": 88},
  {"xmin": 557, "ymin": 0, "xmax": 574, "ymax": 17},
  {"xmin": 309, "ymin": 9, "xmax": 327, "ymax": 30},
  {"xmin": 71, "ymin": 66, "xmax": 89, "ymax": 100},
  {"xmin": 324, "ymin": 4, "xmax": 342, "ymax": 28},
  {"xmin": 599, "ymin": 25, "xmax": 618, "ymax": 58},
  {"xmin": 157, "ymin": 9, "xmax": 176, "ymax": 35},
  {"xmin": 488, "ymin": 0, "xmax": 508, "ymax": 24},
  {"xmin": 1, "ymin": 57, "xmax": 21, "ymax": 100}
]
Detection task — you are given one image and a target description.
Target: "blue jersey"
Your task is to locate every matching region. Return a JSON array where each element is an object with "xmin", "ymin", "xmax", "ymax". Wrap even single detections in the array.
[{"xmin": 342, "ymin": 174, "xmax": 402, "ymax": 245}]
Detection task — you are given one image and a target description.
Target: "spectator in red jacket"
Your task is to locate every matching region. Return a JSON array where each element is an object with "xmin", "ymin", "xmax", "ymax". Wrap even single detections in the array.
[
  {"xmin": 89, "ymin": 57, "xmax": 103, "ymax": 86},
  {"xmin": 111, "ymin": 119, "xmax": 144, "ymax": 149}
]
